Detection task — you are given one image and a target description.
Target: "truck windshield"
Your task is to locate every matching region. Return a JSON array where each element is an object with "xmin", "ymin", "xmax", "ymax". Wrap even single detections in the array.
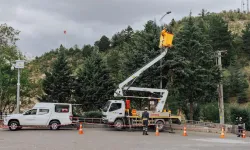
[{"xmin": 102, "ymin": 101, "xmax": 111, "ymax": 112}]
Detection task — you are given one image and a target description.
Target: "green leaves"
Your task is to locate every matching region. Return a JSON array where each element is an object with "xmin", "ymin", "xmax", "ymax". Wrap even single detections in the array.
[
  {"xmin": 164, "ymin": 15, "xmax": 220, "ymax": 120},
  {"xmin": 41, "ymin": 51, "xmax": 74, "ymax": 103},
  {"xmin": 74, "ymin": 51, "xmax": 115, "ymax": 111}
]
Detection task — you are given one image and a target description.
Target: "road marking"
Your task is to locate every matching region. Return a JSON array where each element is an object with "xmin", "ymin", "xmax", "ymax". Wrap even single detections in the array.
[{"xmin": 191, "ymin": 138, "xmax": 250, "ymax": 144}]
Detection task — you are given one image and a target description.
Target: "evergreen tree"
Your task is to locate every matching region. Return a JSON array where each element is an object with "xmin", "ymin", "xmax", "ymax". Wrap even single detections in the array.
[
  {"xmin": 164, "ymin": 15, "xmax": 220, "ymax": 120},
  {"xmin": 41, "ymin": 51, "xmax": 73, "ymax": 103},
  {"xmin": 110, "ymin": 26, "xmax": 134, "ymax": 48},
  {"xmin": 74, "ymin": 51, "xmax": 115, "ymax": 111},
  {"xmin": 95, "ymin": 35, "xmax": 110, "ymax": 52},
  {"xmin": 207, "ymin": 15, "xmax": 234, "ymax": 66},
  {"xmin": 242, "ymin": 23, "xmax": 250, "ymax": 58}
]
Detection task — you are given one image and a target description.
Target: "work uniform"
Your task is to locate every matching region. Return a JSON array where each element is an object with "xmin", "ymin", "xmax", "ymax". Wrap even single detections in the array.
[
  {"xmin": 142, "ymin": 107, "xmax": 149, "ymax": 135},
  {"xmin": 236, "ymin": 117, "xmax": 244, "ymax": 137}
]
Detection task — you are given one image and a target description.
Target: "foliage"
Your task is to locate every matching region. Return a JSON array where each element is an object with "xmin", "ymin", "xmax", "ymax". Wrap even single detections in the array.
[
  {"xmin": 242, "ymin": 23, "xmax": 250, "ymax": 59},
  {"xmin": 95, "ymin": 35, "xmax": 110, "ymax": 52},
  {"xmin": 40, "ymin": 47, "xmax": 74, "ymax": 103},
  {"xmin": 223, "ymin": 65, "xmax": 249, "ymax": 102},
  {"xmin": 164, "ymin": 14, "xmax": 220, "ymax": 120},
  {"xmin": 229, "ymin": 104, "xmax": 250, "ymax": 130},
  {"xmin": 74, "ymin": 51, "xmax": 115, "ymax": 111},
  {"xmin": 0, "ymin": 24, "xmax": 31, "ymax": 113},
  {"xmin": 200, "ymin": 102, "xmax": 219, "ymax": 123},
  {"xmin": 83, "ymin": 111, "xmax": 102, "ymax": 118}
]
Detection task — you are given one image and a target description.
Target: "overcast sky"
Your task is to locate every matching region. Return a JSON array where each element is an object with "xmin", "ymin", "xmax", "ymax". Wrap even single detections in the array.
[{"xmin": 0, "ymin": 0, "xmax": 242, "ymax": 57}]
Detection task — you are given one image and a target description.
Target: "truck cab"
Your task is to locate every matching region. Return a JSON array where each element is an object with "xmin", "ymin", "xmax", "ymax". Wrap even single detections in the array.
[{"xmin": 102, "ymin": 100, "xmax": 125, "ymax": 125}]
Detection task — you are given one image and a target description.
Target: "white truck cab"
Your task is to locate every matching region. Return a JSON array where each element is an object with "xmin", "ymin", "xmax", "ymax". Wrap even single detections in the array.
[
  {"xmin": 102, "ymin": 100, "xmax": 125, "ymax": 124},
  {"xmin": 4, "ymin": 102, "xmax": 74, "ymax": 131}
]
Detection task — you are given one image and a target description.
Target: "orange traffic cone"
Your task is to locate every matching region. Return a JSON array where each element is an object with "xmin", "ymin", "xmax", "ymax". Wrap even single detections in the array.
[
  {"xmin": 242, "ymin": 130, "xmax": 246, "ymax": 138},
  {"xmin": 79, "ymin": 122, "xmax": 83, "ymax": 135},
  {"xmin": 155, "ymin": 125, "xmax": 159, "ymax": 136},
  {"xmin": 220, "ymin": 127, "xmax": 225, "ymax": 138},
  {"xmin": 183, "ymin": 126, "xmax": 187, "ymax": 136}
]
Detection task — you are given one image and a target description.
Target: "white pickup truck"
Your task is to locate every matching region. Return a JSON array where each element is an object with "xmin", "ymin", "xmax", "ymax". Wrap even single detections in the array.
[{"xmin": 4, "ymin": 102, "xmax": 77, "ymax": 131}]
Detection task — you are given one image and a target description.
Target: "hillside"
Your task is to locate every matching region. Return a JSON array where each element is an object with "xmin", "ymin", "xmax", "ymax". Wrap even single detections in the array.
[
  {"xmin": 2, "ymin": 9, "xmax": 250, "ymax": 127},
  {"xmin": 25, "ymin": 10, "xmax": 250, "ymax": 102}
]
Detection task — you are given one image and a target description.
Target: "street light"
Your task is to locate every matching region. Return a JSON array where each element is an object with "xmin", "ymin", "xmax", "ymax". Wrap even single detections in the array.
[
  {"xmin": 11, "ymin": 60, "xmax": 25, "ymax": 114},
  {"xmin": 159, "ymin": 11, "xmax": 172, "ymax": 92}
]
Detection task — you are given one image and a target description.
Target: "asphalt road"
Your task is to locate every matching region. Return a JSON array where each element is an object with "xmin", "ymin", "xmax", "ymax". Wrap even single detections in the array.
[{"xmin": 0, "ymin": 127, "xmax": 250, "ymax": 150}]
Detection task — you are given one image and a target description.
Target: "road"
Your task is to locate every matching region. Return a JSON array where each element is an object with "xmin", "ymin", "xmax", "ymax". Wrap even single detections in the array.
[{"xmin": 0, "ymin": 127, "xmax": 250, "ymax": 150}]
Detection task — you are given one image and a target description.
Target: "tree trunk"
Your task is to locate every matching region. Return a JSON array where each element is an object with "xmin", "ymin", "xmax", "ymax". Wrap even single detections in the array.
[{"xmin": 189, "ymin": 102, "xmax": 194, "ymax": 122}]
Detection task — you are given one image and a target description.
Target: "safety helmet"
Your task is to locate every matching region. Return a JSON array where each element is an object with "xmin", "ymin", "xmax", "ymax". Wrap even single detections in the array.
[{"xmin": 144, "ymin": 107, "xmax": 148, "ymax": 110}]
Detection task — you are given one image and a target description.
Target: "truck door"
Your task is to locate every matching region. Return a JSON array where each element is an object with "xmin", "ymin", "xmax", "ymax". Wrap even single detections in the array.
[
  {"xmin": 108, "ymin": 102, "xmax": 124, "ymax": 122},
  {"xmin": 34, "ymin": 108, "xmax": 51, "ymax": 125},
  {"xmin": 22, "ymin": 109, "xmax": 37, "ymax": 125}
]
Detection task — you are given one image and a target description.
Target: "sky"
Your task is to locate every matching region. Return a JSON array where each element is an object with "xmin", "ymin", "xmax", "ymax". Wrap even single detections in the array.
[{"xmin": 0, "ymin": 0, "xmax": 243, "ymax": 58}]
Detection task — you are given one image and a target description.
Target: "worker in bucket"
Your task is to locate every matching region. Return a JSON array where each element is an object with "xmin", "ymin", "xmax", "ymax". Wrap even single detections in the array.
[
  {"xmin": 142, "ymin": 107, "xmax": 149, "ymax": 135},
  {"xmin": 236, "ymin": 116, "xmax": 244, "ymax": 137}
]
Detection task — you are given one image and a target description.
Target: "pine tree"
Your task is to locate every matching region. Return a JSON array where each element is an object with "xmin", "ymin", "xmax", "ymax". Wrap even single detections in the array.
[
  {"xmin": 41, "ymin": 51, "xmax": 73, "ymax": 103},
  {"xmin": 242, "ymin": 23, "xmax": 250, "ymax": 58},
  {"xmin": 165, "ymin": 14, "xmax": 220, "ymax": 120},
  {"xmin": 74, "ymin": 51, "xmax": 115, "ymax": 111},
  {"xmin": 207, "ymin": 15, "xmax": 233, "ymax": 66},
  {"xmin": 95, "ymin": 35, "xmax": 110, "ymax": 52}
]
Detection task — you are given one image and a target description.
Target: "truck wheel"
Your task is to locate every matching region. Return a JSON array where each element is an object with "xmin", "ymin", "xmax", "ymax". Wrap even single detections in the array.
[
  {"xmin": 114, "ymin": 119, "xmax": 124, "ymax": 130},
  {"xmin": 8, "ymin": 120, "xmax": 19, "ymax": 131},
  {"xmin": 156, "ymin": 120, "xmax": 165, "ymax": 132},
  {"xmin": 49, "ymin": 121, "xmax": 60, "ymax": 130}
]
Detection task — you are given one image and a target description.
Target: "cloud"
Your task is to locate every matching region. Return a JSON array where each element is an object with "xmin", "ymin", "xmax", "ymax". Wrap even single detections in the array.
[{"xmin": 0, "ymin": 0, "xmax": 241, "ymax": 56}]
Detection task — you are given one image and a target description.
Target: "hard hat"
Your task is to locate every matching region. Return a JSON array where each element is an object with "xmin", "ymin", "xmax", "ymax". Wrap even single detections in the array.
[{"xmin": 144, "ymin": 107, "xmax": 148, "ymax": 110}]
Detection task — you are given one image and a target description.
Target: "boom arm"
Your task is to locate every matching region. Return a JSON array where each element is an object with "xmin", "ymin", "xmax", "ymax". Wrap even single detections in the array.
[{"xmin": 115, "ymin": 48, "xmax": 168, "ymax": 97}]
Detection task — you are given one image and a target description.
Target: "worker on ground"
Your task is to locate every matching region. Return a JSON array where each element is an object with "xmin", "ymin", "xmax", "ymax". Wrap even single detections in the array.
[
  {"xmin": 236, "ymin": 116, "xmax": 244, "ymax": 137},
  {"xmin": 142, "ymin": 107, "xmax": 149, "ymax": 135}
]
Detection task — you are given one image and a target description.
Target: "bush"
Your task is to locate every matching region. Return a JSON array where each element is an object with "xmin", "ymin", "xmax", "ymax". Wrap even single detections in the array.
[
  {"xmin": 83, "ymin": 111, "xmax": 102, "ymax": 118},
  {"xmin": 229, "ymin": 105, "xmax": 250, "ymax": 130},
  {"xmin": 200, "ymin": 103, "xmax": 219, "ymax": 123}
]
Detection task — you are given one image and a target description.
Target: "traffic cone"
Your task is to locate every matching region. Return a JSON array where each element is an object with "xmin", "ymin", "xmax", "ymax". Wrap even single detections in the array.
[
  {"xmin": 182, "ymin": 126, "xmax": 187, "ymax": 136},
  {"xmin": 155, "ymin": 125, "xmax": 159, "ymax": 136},
  {"xmin": 220, "ymin": 127, "xmax": 225, "ymax": 138},
  {"xmin": 242, "ymin": 130, "xmax": 246, "ymax": 138},
  {"xmin": 78, "ymin": 122, "xmax": 83, "ymax": 135}
]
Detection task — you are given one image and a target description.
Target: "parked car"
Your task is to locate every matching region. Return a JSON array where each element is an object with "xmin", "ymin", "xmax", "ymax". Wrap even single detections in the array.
[{"xmin": 4, "ymin": 102, "xmax": 79, "ymax": 131}]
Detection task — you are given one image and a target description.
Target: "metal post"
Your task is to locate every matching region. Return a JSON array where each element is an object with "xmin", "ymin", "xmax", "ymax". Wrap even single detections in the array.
[
  {"xmin": 17, "ymin": 68, "xmax": 20, "ymax": 114},
  {"xmin": 159, "ymin": 11, "xmax": 171, "ymax": 91}
]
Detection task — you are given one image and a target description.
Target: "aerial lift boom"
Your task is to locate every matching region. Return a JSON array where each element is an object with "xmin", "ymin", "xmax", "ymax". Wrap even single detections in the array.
[{"xmin": 114, "ymin": 28, "xmax": 173, "ymax": 112}]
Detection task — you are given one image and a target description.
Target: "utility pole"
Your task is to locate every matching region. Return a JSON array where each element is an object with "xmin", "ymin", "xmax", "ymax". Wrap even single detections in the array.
[{"xmin": 216, "ymin": 50, "xmax": 227, "ymax": 125}]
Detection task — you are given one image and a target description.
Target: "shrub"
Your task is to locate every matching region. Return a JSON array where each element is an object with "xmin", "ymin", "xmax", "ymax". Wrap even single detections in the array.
[
  {"xmin": 200, "ymin": 103, "xmax": 219, "ymax": 123},
  {"xmin": 83, "ymin": 111, "xmax": 102, "ymax": 118},
  {"xmin": 229, "ymin": 105, "xmax": 250, "ymax": 130}
]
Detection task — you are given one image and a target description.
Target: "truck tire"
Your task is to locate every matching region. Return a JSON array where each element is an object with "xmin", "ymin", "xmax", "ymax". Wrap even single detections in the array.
[
  {"xmin": 114, "ymin": 119, "xmax": 124, "ymax": 130},
  {"xmin": 8, "ymin": 120, "xmax": 19, "ymax": 131},
  {"xmin": 156, "ymin": 120, "xmax": 165, "ymax": 132},
  {"xmin": 49, "ymin": 120, "xmax": 60, "ymax": 130}
]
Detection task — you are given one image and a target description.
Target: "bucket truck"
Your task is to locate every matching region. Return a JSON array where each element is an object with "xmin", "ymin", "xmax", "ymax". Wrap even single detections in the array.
[{"xmin": 102, "ymin": 28, "xmax": 181, "ymax": 132}]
